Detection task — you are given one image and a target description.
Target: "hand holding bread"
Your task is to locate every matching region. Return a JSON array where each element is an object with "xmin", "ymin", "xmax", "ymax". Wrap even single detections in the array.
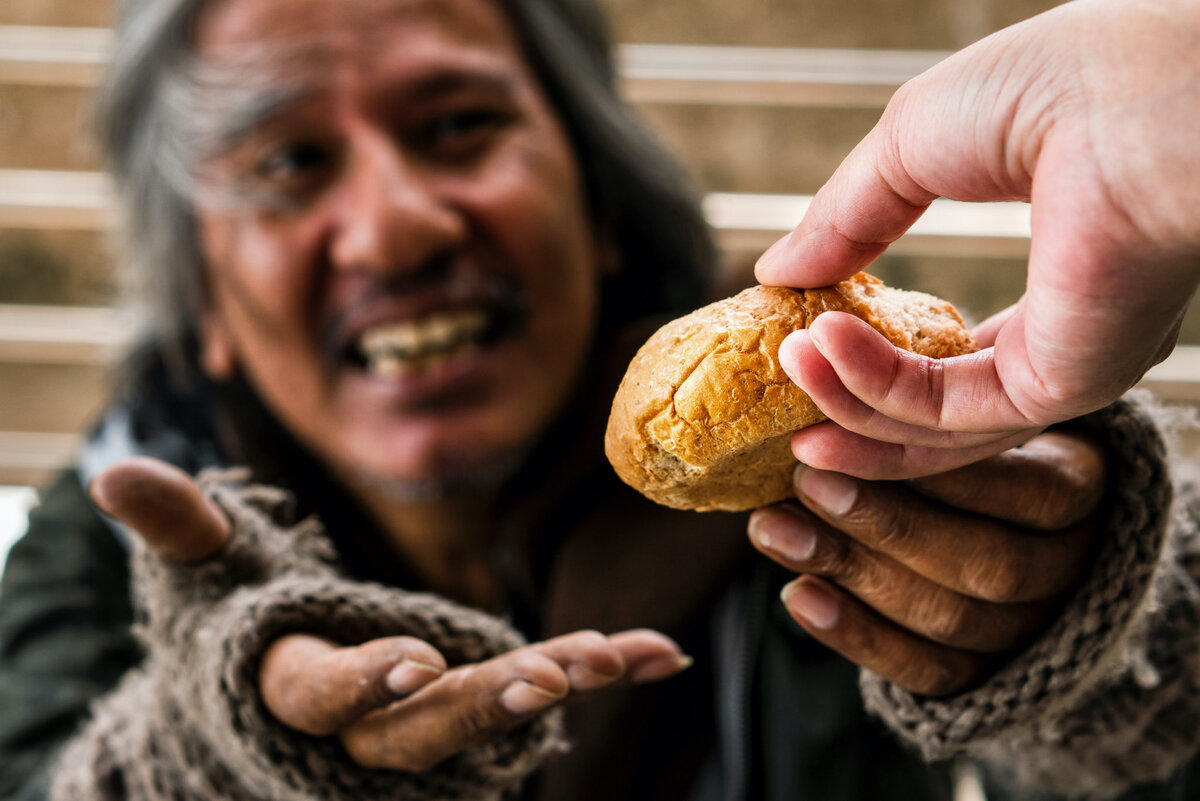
[
  {"xmin": 605, "ymin": 273, "xmax": 976, "ymax": 511},
  {"xmin": 754, "ymin": 0, "xmax": 1200, "ymax": 479}
]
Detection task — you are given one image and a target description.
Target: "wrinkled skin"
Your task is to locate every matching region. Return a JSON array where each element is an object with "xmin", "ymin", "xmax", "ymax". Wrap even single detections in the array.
[{"xmin": 749, "ymin": 430, "xmax": 1106, "ymax": 695}]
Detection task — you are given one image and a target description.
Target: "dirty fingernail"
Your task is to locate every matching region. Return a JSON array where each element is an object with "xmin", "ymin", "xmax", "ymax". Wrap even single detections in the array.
[
  {"xmin": 797, "ymin": 469, "xmax": 857, "ymax": 515},
  {"xmin": 566, "ymin": 662, "xmax": 622, "ymax": 690},
  {"xmin": 501, "ymin": 680, "xmax": 565, "ymax": 715},
  {"xmin": 629, "ymin": 654, "xmax": 694, "ymax": 683},
  {"xmin": 781, "ymin": 579, "xmax": 839, "ymax": 630},
  {"xmin": 749, "ymin": 509, "xmax": 817, "ymax": 563}
]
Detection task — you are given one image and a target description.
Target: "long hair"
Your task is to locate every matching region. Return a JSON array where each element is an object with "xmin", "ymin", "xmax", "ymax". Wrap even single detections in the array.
[{"xmin": 95, "ymin": 0, "xmax": 718, "ymax": 382}]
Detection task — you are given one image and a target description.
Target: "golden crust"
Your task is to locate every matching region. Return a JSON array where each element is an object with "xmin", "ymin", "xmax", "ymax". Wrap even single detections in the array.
[{"xmin": 604, "ymin": 273, "xmax": 977, "ymax": 511}]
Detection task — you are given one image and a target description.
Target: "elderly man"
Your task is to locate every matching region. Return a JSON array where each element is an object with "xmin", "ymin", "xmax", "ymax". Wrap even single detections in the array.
[{"xmin": 0, "ymin": 0, "xmax": 1197, "ymax": 799}]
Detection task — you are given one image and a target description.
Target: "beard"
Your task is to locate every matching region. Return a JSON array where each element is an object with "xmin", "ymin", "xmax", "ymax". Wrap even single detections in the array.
[{"xmin": 344, "ymin": 441, "xmax": 528, "ymax": 504}]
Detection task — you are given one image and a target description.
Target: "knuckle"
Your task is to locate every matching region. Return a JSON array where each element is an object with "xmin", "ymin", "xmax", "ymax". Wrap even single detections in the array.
[
  {"xmin": 922, "ymin": 359, "xmax": 948, "ymax": 429},
  {"xmin": 809, "ymin": 547, "xmax": 848, "ymax": 579},
  {"xmin": 811, "ymin": 537, "xmax": 866, "ymax": 587},
  {"xmin": 340, "ymin": 729, "xmax": 392, "ymax": 769},
  {"xmin": 446, "ymin": 668, "xmax": 508, "ymax": 736},
  {"xmin": 916, "ymin": 596, "xmax": 975, "ymax": 648},
  {"xmin": 866, "ymin": 501, "xmax": 917, "ymax": 555},
  {"xmin": 275, "ymin": 673, "xmax": 340, "ymax": 736},
  {"xmin": 1032, "ymin": 461, "xmax": 1104, "ymax": 530},
  {"xmin": 455, "ymin": 696, "xmax": 504, "ymax": 742},
  {"xmin": 568, "ymin": 629, "xmax": 612, "ymax": 655},
  {"xmin": 963, "ymin": 553, "xmax": 1029, "ymax": 603}
]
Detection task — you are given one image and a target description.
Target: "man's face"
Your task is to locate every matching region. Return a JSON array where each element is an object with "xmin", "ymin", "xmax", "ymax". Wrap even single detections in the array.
[{"xmin": 192, "ymin": 0, "xmax": 602, "ymax": 493}]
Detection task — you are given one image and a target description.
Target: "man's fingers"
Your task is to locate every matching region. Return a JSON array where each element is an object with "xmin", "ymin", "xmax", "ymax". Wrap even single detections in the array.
[
  {"xmin": 780, "ymin": 575, "xmax": 992, "ymax": 696},
  {"xmin": 749, "ymin": 504, "xmax": 1053, "ymax": 653},
  {"xmin": 789, "ymin": 467, "xmax": 1092, "ymax": 603},
  {"xmin": 88, "ymin": 456, "xmax": 230, "ymax": 562},
  {"xmin": 528, "ymin": 630, "xmax": 627, "ymax": 690},
  {"xmin": 755, "ymin": 122, "xmax": 936, "ymax": 289},
  {"xmin": 606, "ymin": 629, "xmax": 693, "ymax": 683},
  {"xmin": 339, "ymin": 649, "xmax": 568, "ymax": 772},
  {"xmin": 339, "ymin": 629, "xmax": 688, "ymax": 772},
  {"xmin": 791, "ymin": 420, "xmax": 1037, "ymax": 480},
  {"xmin": 908, "ymin": 430, "xmax": 1107, "ymax": 531},
  {"xmin": 260, "ymin": 634, "xmax": 446, "ymax": 736}
]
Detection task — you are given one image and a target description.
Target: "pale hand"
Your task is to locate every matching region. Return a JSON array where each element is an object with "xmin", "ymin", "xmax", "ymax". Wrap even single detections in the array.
[{"xmin": 756, "ymin": 0, "xmax": 1200, "ymax": 479}]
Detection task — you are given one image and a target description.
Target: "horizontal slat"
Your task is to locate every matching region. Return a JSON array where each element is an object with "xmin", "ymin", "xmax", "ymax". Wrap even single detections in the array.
[
  {"xmin": 1140, "ymin": 347, "xmax": 1200, "ymax": 402},
  {"xmin": 0, "ymin": 26, "xmax": 111, "ymax": 86},
  {"xmin": 619, "ymin": 44, "xmax": 946, "ymax": 107},
  {"xmin": 0, "ymin": 26, "xmax": 941, "ymax": 107},
  {"xmin": 0, "ymin": 169, "xmax": 115, "ymax": 228},
  {"xmin": 1, "ymin": 168, "xmax": 1031, "ymax": 256},
  {"xmin": 0, "ymin": 304, "xmax": 139, "ymax": 363},
  {"xmin": 0, "ymin": 430, "xmax": 78, "ymax": 486},
  {"xmin": 704, "ymin": 192, "xmax": 1032, "ymax": 258}
]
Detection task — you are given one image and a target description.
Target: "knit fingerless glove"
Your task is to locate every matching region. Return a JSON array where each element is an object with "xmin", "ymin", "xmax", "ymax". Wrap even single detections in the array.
[
  {"xmin": 861, "ymin": 392, "xmax": 1197, "ymax": 798},
  {"xmin": 51, "ymin": 469, "xmax": 565, "ymax": 801}
]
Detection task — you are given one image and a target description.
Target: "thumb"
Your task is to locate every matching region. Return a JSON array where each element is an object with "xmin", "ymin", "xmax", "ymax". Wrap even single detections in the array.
[
  {"xmin": 754, "ymin": 120, "xmax": 936, "ymax": 289},
  {"xmin": 89, "ymin": 457, "xmax": 230, "ymax": 563}
]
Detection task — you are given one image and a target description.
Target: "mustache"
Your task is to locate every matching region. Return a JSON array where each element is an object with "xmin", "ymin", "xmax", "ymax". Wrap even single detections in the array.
[{"xmin": 318, "ymin": 257, "xmax": 529, "ymax": 364}]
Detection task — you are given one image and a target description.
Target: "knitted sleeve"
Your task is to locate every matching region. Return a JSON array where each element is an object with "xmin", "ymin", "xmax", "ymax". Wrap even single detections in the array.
[
  {"xmin": 859, "ymin": 391, "xmax": 1200, "ymax": 798},
  {"xmin": 48, "ymin": 469, "xmax": 566, "ymax": 801}
]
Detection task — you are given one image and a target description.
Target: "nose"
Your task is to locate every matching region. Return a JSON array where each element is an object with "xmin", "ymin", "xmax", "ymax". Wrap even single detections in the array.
[{"xmin": 328, "ymin": 137, "xmax": 466, "ymax": 274}]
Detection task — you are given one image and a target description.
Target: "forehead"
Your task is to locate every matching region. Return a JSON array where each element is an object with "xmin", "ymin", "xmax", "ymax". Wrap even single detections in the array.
[{"xmin": 194, "ymin": 0, "xmax": 527, "ymax": 74}]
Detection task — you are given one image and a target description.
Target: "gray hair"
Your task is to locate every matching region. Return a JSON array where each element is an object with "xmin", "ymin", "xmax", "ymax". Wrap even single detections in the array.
[{"xmin": 96, "ymin": 0, "xmax": 717, "ymax": 379}]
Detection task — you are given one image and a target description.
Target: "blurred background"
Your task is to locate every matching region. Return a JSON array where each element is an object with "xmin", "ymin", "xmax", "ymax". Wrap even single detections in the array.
[{"xmin": 1, "ymin": 0, "xmax": 1197, "ymax": 561}]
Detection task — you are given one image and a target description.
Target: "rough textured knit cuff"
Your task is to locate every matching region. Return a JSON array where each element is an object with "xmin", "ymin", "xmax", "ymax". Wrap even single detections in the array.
[
  {"xmin": 859, "ymin": 393, "xmax": 1173, "ymax": 763},
  {"xmin": 51, "ymin": 469, "xmax": 565, "ymax": 801}
]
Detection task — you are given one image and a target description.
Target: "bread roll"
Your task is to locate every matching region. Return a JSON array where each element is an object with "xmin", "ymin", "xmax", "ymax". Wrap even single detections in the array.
[{"xmin": 604, "ymin": 273, "xmax": 977, "ymax": 512}]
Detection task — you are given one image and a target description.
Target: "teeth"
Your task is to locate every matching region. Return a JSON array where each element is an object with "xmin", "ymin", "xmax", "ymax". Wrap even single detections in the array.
[
  {"xmin": 358, "ymin": 309, "xmax": 488, "ymax": 374},
  {"xmin": 370, "ymin": 355, "xmax": 413, "ymax": 377}
]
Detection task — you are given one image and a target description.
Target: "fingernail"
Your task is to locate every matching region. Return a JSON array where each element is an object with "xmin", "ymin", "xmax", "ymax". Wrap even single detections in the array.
[
  {"xmin": 777, "ymin": 330, "xmax": 806, "ymax": 385},
  {"xmin": 385, "ymin": 659, "xmax": 445, "ymax": 695},
  {"xmin": 501, "ymin": 680, "xmax": 566, "ymax": 715},
  {"xmin": 566, "ymin": 662, "xmax": 622, "ymax": 691},
  {"xmin": 749, "ymin": 509, "xmax": 817, "ymax": 562},
  {"xmin": 781, "ymin": 580, "xmax": 839, "ymax": 630},
  {"xmin": 796, "ymin": 469, "xmax": 857, "ymax": 515},
  {"xmin": 629, "ymin": 654, "xmax": 694, "ymax": 684}
]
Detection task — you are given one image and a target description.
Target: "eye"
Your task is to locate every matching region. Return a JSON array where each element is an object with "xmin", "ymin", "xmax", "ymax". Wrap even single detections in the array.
[
  {"xmin": 415, "ymin": 108, "xmax": 511, "ymax": 161},
  {"xmin": 256, "ymin": 141, "xmax": 334, "ymax": 182}
]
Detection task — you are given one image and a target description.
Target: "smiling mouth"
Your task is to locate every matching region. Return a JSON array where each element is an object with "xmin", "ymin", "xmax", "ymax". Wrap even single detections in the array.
[{"xmin": 352, "ymin": 307, "xmax": 499, "ymax": 377}]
